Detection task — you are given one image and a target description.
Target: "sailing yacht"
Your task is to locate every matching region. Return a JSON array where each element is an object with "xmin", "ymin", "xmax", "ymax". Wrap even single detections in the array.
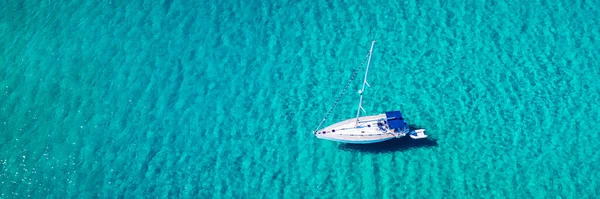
[{"xmin": 313, "ymin": 41, "xmax": 427, "ymax": 144}]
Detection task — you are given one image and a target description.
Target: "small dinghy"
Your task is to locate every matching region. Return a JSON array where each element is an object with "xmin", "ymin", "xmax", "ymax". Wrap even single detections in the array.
[{"xmin": 409, "ymin": 129, "xmax": 428, "ymax": 139}]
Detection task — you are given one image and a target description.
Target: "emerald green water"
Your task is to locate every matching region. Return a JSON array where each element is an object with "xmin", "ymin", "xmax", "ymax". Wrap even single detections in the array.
[{"xmin": 1, "ymin": 0, "xmax": 599, "ymax": 198}]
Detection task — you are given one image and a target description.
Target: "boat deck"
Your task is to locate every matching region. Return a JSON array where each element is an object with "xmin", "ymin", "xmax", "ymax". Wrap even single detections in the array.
[{"xmin": 314, "ymin": 114, "xmax": 401, "ymax": 144}]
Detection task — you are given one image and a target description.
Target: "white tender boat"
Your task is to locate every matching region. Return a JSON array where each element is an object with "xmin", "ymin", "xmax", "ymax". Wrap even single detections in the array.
[{"xmin": 313, "ymin": 41, "xmax": 427, "ymax": 144}]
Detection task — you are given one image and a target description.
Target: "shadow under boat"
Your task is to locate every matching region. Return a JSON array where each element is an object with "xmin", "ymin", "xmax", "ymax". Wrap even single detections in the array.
[{"xmin": 338, "ymin": 125, "xmax": 438, "ymax": 153}]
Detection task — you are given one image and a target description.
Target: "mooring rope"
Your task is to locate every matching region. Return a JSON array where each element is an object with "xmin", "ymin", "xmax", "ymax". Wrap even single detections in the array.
[{"xmin": 313, "ymin": 52, "xmax": 371, "ymax": 134}]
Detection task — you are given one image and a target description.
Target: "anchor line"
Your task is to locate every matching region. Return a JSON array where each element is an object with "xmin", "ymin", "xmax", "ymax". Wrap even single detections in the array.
[{"xmin": 313, "ymin": 52, "xmax": 371, "ymax": 134}]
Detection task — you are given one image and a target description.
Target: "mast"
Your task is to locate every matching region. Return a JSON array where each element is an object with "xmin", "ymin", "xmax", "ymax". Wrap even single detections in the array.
[{"xmin": 355, "ymin": 41, "xmax": 376, "ymax": 126}]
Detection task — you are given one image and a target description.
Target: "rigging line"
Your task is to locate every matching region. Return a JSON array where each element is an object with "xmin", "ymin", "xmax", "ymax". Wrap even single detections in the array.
[{"xmin": 312, "ymin": 52, "xmax": 371, "ymax": 134}]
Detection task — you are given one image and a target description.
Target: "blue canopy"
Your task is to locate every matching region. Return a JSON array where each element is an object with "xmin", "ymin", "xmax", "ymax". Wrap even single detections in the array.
[{"xmin": 385, "ymin": 111, "xmax": 407, "ymax": 129}]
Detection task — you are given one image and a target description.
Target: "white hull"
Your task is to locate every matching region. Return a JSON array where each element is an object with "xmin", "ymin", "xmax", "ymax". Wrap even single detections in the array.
[{"xmin": 314, "ymin": 114, "xmax": 406, "ymax": 144}]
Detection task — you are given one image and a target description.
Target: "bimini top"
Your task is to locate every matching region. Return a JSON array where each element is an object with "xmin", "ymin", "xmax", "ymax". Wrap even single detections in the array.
[{"xmin": 385, "ymin": 111, "xmax": 407, "ymax": 129}]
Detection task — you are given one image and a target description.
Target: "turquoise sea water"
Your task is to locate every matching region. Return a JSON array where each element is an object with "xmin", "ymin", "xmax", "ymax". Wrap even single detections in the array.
[{"xmin": 1, "ymin": 0, "xmax": 599, "ymax": 198}]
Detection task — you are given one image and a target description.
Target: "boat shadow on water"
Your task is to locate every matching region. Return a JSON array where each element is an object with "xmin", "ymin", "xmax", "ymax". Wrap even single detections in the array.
[{"xmin": 338, "ymin": 126, "xmax": 438, "ymax": 153}]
